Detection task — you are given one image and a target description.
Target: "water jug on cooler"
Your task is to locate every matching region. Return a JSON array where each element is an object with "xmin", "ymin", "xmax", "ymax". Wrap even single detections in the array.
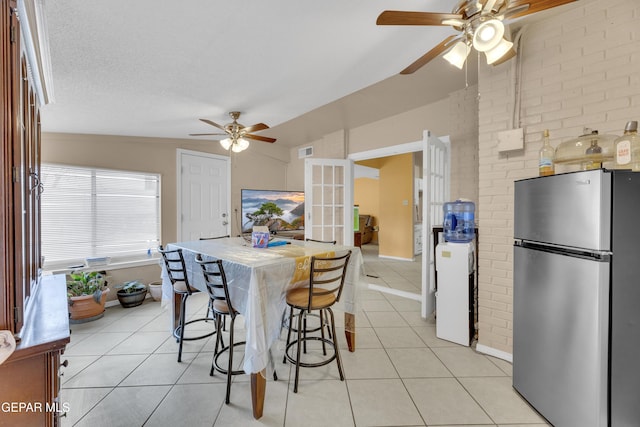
[{"xmin": 443, "ymin": 200, "xmax": 475, "ymax": 243}]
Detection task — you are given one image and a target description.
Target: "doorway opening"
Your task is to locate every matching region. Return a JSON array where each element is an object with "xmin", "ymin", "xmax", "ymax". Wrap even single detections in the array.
[{"xmin": 349, "ymin": 132, "xmax": 450, "ymax": 318}]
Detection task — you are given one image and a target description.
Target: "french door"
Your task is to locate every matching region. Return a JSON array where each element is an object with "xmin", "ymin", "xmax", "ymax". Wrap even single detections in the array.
[
  {"xmin": 304, "ymin": 158, "xmax": 354, "ymax": 246},
  {"xmin": 422, "ymin": 131, "xmax": 450, "ymax": 317}
]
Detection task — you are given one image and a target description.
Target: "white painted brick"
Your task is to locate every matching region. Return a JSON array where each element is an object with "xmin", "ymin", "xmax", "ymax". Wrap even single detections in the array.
[
  {"xmin": 584, "ymin": 97, "xmax": 631, "ymax": 115},
  {"xmin": 584, "ymin": 76, "xmax": 634, "ymax": 95},
  {"xmin": 561, "ymin": 51, "xmax": 607, "ymax": 73},
  {"xmin": 562, "ymin": 91, "xmax": 606, "ymax": 109},
  {"xmin": 562, "ymin": 71, "xmax": 607, "ymax": 91},
  {"xmin": 477, "ymin": 0, "xmax": 639, "ymax": 356}
]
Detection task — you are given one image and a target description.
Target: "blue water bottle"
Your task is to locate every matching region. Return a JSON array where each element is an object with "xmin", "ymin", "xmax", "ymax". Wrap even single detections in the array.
[{"xmin": 443, "ymin": 200, "xmax": 475, "ymax": 243}]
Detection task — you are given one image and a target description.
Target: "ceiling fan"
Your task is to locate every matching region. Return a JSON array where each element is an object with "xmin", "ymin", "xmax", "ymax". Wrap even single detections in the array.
[
  {"xmin": 189, "ymin": 111, "xmax": 276, "ymax": 153},
  {"xmin": 376, "ymin": 0, "xmax": 577, "ymax": 73}
]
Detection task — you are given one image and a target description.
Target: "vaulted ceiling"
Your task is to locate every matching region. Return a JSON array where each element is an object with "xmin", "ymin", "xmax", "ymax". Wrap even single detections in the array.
[{"xmin": 38, "ymin": 1, "xmax": 565, "ymax": 148}]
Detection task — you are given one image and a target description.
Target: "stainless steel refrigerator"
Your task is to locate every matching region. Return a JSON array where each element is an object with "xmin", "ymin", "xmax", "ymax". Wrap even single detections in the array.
[{"xmin": 513, "ymin": 169, "xmax": 640, "ymax": 427}]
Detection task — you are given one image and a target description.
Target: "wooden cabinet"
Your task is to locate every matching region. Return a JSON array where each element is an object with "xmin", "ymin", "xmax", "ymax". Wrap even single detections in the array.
[
  {"xmin": 0, "ymin": 276, "xmax": 70, "ymax": 427},
  {"xmin": 1, "ymin": 2, "xmax": 69, "ymax": 426}
]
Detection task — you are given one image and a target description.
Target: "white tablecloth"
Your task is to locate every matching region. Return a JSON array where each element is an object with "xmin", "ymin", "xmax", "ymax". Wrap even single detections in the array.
[{"xmin": 161, "ymin": 237, "xmax": 365, "ymax": 374}]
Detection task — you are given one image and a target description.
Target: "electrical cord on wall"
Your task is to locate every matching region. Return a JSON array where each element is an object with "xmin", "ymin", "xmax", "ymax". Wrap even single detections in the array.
[{"xmin": 510, "ymin": 25, "xmax": 528, "ymax": 130}]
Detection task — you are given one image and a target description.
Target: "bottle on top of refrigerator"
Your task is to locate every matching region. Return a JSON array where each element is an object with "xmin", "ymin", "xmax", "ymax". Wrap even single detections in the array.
[
  {"xmin": 538, "ymin": 129, "xmax": 555, "ymax": 176},
  {"xmin": 443, "ymin": 200, "xmax": 475, "ymax": 243},
  {"xmin": 614, "ymin": 121, "xmax": 640, "ymax": 171}
]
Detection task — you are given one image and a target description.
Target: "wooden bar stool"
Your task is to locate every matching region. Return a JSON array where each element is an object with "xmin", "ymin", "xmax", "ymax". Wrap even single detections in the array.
[{"xmin": 283, "ymin": 250, "xmax": 352, "ymax": 393}]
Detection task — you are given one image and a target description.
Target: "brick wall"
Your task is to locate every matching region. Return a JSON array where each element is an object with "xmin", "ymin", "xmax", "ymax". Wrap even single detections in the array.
[
  {"xmin": 448, "ymin": 85, "xmax": 479, "ymax": 202},
  {"xmin": 477, "ymin": 0, "xmax": 640, "ymax": 357}
]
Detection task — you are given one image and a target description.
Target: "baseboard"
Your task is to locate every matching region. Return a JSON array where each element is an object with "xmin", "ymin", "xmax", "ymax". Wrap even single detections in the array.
[
  {"xmin": 377, "ymin": 254, "xmax": 415, "ymax": 262},
  {"xmin": 476, "ymin": 343, "xmax": 513, "ymax": 363},
  {"xmin": 368, "ymin": 284, "xmax": 421, "ymax": 301}
]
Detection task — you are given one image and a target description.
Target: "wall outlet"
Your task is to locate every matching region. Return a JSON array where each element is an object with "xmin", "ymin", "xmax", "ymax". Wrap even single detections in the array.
[{"xmin": 497, "ymin": 128, "xmax": 524, "ymax": 152}]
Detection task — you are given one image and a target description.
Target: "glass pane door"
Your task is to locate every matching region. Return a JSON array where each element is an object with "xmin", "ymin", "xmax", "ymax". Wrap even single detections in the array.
[
  {"xmin": 305, "ymin": 159, "xmax": 353, "ymax": 246},
  {"xmin": 422, "ymin": 131, "xmax": 450, "ymax": 318}
]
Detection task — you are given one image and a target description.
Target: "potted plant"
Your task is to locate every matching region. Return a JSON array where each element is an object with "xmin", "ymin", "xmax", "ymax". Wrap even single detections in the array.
[
  {"xmin": 67, "ymin": 271, "xmax": 109, "ymax": 323},
  {"xmin": 116, "ymin": 280, "xmax": 147, "ymax": 308}
]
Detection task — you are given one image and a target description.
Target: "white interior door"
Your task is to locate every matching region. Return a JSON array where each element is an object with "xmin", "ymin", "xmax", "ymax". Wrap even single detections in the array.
[
  {"xmin": 304, "ymin": 158, "xmax": 354, "ymax": 246},
  {"xmin": 177, "ymin": 149, "xmax": 230, "ymax": 241},
  {"xmin": 422, "ymin": 131, "xmax": 451, "ymax": 318}
]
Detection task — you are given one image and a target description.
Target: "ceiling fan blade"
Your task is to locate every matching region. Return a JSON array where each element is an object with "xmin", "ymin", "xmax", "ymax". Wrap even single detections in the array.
[
  {"xmin": 244, "ymin": 134, "xmax": 276, "ymax": 143},
  {"xmin": 501, "ymin": 4, "xmax": 531, "ymax": 19},
  {"xmin": 376, "ymin": 10, "xmax": 463, "ymax": 26},
  {"xmin": 189, "ymin": 133, "xmax": 227, "ymax": 137},
  {"xmin": 506, "ymin": 0, "xmax": 577, "ymax": 19},
  {"xmin": 242, "ymin": 123, "xmax": 269, "ymax": 134},
  {"xmin": 199, "ymin": 118, "xmax": 226, "ymax": 130},
  {"xmin": 399, "ymin": 35, "xmax": 458, "ymax": 75}
]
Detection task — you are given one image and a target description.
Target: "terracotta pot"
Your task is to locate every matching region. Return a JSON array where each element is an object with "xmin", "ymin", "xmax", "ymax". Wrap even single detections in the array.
[{"xmin": 68, "ymin": 288, "xmax": 109, "ymax": 323}]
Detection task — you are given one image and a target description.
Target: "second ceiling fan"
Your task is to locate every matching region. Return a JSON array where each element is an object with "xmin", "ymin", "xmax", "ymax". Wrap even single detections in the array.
[
  {"xmin": 190, "ymin": 111, "xmax": 276, "ymax": 153},
  {"xmin": 376, "ymin": 0, "xmax": 577, "ymax": 73}
]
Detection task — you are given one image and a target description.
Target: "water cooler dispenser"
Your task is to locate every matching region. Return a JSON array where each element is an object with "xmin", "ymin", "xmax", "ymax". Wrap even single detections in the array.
[
  {"xmin": 435, "ymin": 241, "xmax": 475, "ymax": 346},
  {"xmin": 435, "ymin": 200, "xmax": 477, "ymax": 346}
]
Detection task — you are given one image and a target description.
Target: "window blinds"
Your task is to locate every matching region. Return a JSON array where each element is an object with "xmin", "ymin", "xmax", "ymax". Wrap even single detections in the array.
[{"xmin": 40, "ymin": 164, "xmax": 161, "ymax": 265}]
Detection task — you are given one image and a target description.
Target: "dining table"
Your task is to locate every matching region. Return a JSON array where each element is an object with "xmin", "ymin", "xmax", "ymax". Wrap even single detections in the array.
[{"xmin": 161, "ymin": 236, "xmax": 365, "ymax": 419}]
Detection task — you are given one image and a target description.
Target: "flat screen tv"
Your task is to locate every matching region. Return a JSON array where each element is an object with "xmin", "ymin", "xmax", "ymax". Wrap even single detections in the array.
[{"xmin": 240, "ymin": 189, "xmax": 305, "ymax": 235}]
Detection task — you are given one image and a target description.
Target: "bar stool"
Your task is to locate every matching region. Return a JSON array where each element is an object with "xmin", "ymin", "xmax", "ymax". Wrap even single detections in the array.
[
  {"xmin": 281, "ymin": 238, "xmax": 337, "ymax": 351},
  {"xmin": 158, "ymin": 245, "xmax": 215, "ymax": 362},
  {"xmin": 283, "ymin": 250, "xmax": 352, "ymax": 392},
  {"xmin": 199, "ymin": 235, "xmax": 230, "ymax": 321},
  {"xmin": 195, "ymin": 254, "xmax": 245, "ymax": 404},
  {"xmin": 305, "ymin": 238, "xmax": 337, "ymax": 244}
]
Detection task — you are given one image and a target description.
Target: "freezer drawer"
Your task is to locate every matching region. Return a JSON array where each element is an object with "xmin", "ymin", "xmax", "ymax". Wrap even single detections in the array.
[
  {"xmin": 514, "ymin": 170, "xmax": 611, "ymax": 251},
  {"xmin": 513, "ymin": 245, "xmax": 609, "ymax": 427}
]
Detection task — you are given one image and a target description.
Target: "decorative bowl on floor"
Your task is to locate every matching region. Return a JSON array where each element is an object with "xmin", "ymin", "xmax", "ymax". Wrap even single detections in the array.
[{"xmin": 116, "ymin": 281, "xmax": 147, "ymax": 308}]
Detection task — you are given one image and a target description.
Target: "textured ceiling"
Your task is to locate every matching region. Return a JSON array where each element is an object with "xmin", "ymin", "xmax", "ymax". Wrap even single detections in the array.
[{"xmin": 38, "ymin": 0, "xmax": 558, "ymax": 147}]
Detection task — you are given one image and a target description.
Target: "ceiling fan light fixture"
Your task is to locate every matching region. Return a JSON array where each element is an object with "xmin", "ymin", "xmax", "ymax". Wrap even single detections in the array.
[
  {"xmin": 485, "ymin": 38, "xmax": 514, "ymax": 64},
  {"xmin": 220, "ymin": 137, "xmax": 233, "ymax": 151},
  {"xmin": 472, "ymin": 19, "xmax": 505, "ymax": 52},
  {"xmin": 234, "ymin": 137, "xmax": 250, "ymax": 152},
  {"xmin": 443, "ymin": 40, "xmax": 470, "ymax": 69}
]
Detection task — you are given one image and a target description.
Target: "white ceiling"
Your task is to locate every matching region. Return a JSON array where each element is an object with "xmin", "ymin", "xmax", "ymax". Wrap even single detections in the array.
[{"xmin": 38, "ymin": 0, "xmax": 556, "ymax": 148}]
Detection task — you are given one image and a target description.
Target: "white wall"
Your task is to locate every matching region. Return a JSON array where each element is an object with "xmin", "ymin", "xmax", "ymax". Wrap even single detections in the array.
[
  {"xmin": 287, "ymin": 85, "xmax": 480, "ymax": 205},
  {"xmin": 477, "ymin": 0, "xmax": 640, "ymax": 356}
]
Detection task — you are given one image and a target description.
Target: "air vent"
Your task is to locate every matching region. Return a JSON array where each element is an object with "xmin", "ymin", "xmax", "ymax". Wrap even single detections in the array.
[{"xmin": 298, "ymin": 146, "xmax": 313, "ymax": 159}]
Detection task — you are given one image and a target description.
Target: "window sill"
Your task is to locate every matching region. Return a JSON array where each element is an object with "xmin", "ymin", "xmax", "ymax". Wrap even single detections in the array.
[{"xmin": 44, "ymin": 256, "xmax": 161, "ymax": 275}]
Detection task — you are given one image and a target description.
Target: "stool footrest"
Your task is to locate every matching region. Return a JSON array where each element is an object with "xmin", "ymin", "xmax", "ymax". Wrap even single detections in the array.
[
  {"xmin": 174, "ymin": 317, "xmax": 216, "ymax": 341},
  {"xmin": 213, "ymin": 340, "xmax": 246, "ymax": 376},
  {"xmin": 284, "ymin": 337, "xmax": 337, "ymax": 368}
]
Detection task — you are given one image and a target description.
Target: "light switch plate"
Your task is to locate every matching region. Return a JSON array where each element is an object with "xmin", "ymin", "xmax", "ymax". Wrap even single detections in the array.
[{"xmin": 497, "ymin": 128, "xmax": 524, "ymax": 152}]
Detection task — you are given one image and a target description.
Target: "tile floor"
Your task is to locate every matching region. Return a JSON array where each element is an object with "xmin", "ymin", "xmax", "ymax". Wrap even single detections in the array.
[{"xmin": 60, "ymin": 244, "xmax": 548, "ymax": 427}]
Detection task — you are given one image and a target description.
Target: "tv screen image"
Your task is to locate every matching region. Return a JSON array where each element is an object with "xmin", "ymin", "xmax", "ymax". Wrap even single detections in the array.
[{"xmin": 240, "ymin": 189, "xmax": 305, "ymax": 235}]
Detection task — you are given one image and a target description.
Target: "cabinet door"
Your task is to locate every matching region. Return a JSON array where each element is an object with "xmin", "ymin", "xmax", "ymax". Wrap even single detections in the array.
[
  {"xmin": 1, "ymin": 0, "xmax": 20, "ymax": 332},
  {"xmin": 0, "ymin": 351, "xmax": 65, "ymax": 427},
  {"xmin": 1, "ymin": 0, "xmax": 42, "ymax": 333}
]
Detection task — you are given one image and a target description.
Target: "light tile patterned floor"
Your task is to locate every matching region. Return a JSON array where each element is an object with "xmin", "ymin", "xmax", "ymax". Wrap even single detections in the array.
[{"xmin": 60, "ymin": 244, "xmax": 548, "ymax": 427}]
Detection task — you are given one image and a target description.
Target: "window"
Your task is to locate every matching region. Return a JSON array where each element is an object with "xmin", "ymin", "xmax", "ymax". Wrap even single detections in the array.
[{"xmin": 40, "ymin": 164, "xmax": 161, "ymax": 267}]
